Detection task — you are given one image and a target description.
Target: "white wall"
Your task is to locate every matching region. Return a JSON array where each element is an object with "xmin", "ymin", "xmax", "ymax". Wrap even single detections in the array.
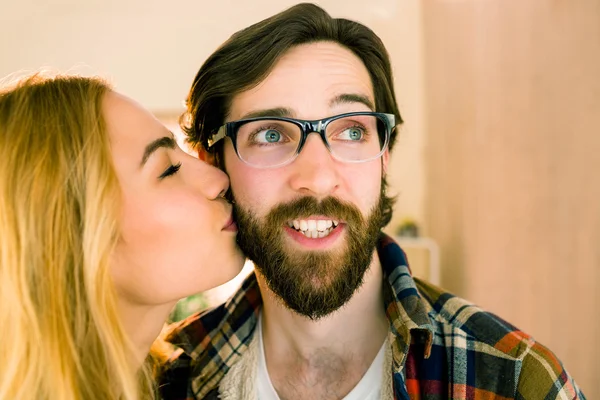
[{"xmin": 0, "ymin": 0, "xmax": 425, "ymax": 232}]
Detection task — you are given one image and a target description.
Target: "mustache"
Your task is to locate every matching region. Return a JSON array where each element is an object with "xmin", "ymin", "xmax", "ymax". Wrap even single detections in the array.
[{"xmin": 237, "ymin": 196, "xmax": 366, "ymax": 228}]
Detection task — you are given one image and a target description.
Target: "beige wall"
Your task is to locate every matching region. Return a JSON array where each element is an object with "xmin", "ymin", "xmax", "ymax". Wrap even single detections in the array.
[
  {"xmin": 0, "ymin": 0, "xmax": 426, "ymax": 232},
  {"xmin": 423, "ymin": 1, "xmax": 600, "ymax": 396}
]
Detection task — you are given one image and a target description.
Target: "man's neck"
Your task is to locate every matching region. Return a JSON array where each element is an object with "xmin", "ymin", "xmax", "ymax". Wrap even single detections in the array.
[{"xmin": 256, "ymin": 255, "xmax": 388, "ymax": 399}]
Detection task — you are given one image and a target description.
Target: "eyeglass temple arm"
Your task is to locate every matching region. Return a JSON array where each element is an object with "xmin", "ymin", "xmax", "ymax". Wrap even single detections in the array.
[
  {"xmin": 207, "ymin": 126, "xmax": 226, "ymax": 148},
  {"xmin": 385, "ymin": 114, "xmax": 396, "ymax": 127}
]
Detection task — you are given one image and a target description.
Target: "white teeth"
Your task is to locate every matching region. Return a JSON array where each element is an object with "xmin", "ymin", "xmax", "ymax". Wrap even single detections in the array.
[
  {"xmin": 317, "ymin": 220, "xmax": 327, "ymax": 231},
  {"xmin": 289, "ymin": 219, "xmax": 340, "ymax": 237},
  {"xmin": 300, "ymin": 220, "xmax": 308, "ymax": 231},
  {"xmin": 299, "ymin": 227, "xmax": 334, "ymax": 238}
]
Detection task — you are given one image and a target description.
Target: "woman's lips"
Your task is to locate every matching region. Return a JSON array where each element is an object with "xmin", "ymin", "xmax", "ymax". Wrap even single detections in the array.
[{"xmin": 223, "ymin": 217, "xmax": 238, "ymax": 232}]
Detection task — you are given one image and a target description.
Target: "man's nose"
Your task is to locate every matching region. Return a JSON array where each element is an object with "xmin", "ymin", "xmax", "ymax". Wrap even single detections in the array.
[{"xmin": 287, "ymin": 133, "xmax": 340, "ymax": 198}]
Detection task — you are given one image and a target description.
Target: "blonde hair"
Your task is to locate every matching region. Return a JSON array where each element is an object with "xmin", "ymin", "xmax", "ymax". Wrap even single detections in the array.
[{"xmin": 0, "ymin": 74, "xmax": 155, "ymax": 399}]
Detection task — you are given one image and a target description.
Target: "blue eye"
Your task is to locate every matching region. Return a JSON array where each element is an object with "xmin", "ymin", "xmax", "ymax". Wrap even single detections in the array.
[
  {"xmin": 339, "ymin": 127, "xmax": 364, "ymax": 141},
  {"xmin": 244, "ymin": 124, "xmax": 292, "ymax": 147},
  {"xmin": 261, "ymin": 129, "xmax": 282, "ymax": 143},
  {"xmin": 347, "ymin": 128, "xmax": 363, "ymax": 140}
]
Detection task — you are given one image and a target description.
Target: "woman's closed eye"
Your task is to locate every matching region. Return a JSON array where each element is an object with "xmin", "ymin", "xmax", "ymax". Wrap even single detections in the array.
[{"xmin": 159, "ymin": 162, "xmax": 182, "ymax": 179}]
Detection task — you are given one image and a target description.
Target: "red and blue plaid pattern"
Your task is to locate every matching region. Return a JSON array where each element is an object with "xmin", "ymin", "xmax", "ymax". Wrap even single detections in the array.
[{"xmin": 158, "ymin": 234, "xmax": 586, "ymax": 399}]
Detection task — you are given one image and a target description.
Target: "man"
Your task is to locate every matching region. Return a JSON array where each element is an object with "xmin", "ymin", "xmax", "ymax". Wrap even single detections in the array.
[{"xmin": 159, "ymin": 4, "xmax": 585, "ymax": 399}]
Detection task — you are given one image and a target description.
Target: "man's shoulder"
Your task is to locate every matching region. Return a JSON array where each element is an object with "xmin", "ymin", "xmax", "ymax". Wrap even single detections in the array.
[
  {"xmin": 413, "ymin": 278, "xmax": 585, "ymax": 398},
  {"xmin": 157, "ymin": 274, "xmax": 263, "ymax": 400},
  {"xmin": 156, "ymin": 306, "xmax": 230, "ymax": 400},
  {"xmin": 164, "ymin": 272, "xmax": 261, "ymax": 357},
  {"xmin": 414, "ymin": 278, "xmax": 533, "ymax": 358},
  {"xmin": 163, "ymin": 303, "xmax": 230, "ymax": 356}
]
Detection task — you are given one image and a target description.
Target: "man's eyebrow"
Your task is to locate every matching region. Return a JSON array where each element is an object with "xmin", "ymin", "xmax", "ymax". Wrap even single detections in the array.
[
  {"xmin": 236, "ymin": 94, "xmax": 373, "ymax": 121},
  {"xmin": 330, "ymin": 93, "xmax": 375, "ymax": 111},
  {"xmin": 141, "ymin": 135, "xmax": 176, "ymax": 166},
  {"xmin": 240, "ymin": 107, "xmax": 294, "ymax": 120}
]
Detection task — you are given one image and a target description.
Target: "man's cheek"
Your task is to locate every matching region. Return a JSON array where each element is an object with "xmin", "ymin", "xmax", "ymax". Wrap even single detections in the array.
[
  {"xmin": 233, "ymin": 186, "xmax": 272, "ymax": 215},
  {"xmin": 232, "ymin": 193, "xmax": 264, "ymax": 221}
]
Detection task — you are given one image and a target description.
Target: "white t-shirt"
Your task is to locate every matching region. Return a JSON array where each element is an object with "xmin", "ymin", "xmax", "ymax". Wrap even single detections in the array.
[{"xmin": 256, "ymin": 313, "xmax": 386, "ymax": 400}]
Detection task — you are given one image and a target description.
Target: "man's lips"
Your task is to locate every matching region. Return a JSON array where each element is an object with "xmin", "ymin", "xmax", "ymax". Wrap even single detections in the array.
[
  {"xmin": 285, "ymin": 216, "xmax": 342, "ymax": 238},
  {"xmin": 284, "ymin": 223, "xmax": 344, "ymax": 248}
]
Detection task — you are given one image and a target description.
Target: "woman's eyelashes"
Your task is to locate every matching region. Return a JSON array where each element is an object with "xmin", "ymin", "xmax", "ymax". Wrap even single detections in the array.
[{"xmin": 159, "ymin": 162, "xmax": 182, "ymax": 179}]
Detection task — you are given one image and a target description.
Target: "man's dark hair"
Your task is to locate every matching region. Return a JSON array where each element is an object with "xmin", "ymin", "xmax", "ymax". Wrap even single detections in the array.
[{"xmin": 182, "ymin": 2, "xmax": 401, "ymax": 226}]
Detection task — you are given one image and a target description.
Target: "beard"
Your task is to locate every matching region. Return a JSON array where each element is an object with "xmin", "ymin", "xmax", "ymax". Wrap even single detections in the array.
[{"xmin": 233, "ymin": 188, "xmax": 392, "ymax": 320}]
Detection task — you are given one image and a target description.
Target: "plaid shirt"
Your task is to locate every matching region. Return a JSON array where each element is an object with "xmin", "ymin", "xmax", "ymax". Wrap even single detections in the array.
[{"xmin": 158, "ymin": 234, "xmax": 586, "ymax": 399}]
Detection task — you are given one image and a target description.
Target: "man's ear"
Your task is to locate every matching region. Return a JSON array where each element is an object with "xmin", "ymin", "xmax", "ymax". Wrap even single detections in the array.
[
  {"xmin": 382, "ymin": 148, "xmax": 390, "ymax": 175},
  {"xmin": 198, "ymin": 147, "xmax": 218, "ymax": 166}
]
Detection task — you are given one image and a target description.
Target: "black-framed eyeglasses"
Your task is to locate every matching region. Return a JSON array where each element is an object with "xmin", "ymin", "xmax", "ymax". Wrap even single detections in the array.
[{"xmin": 207, "ymin": 111, "xmax": 395, "ymax": 169}]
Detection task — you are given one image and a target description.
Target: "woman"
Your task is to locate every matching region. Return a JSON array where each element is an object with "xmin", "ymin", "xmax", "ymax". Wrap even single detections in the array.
[{"xmin": 0, "ymin": 73, "xmax": 245, "ymax": 399}]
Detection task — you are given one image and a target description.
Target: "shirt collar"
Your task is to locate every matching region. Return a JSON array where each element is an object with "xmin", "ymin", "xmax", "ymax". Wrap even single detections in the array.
[{"xmin": 378, "ymin": 234, "xmax": 435, "ymax": 360}]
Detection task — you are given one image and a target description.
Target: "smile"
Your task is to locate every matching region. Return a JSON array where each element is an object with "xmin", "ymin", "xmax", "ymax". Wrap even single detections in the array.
[{"xmin": 286, "ymin": 219, "xmax": 340, "ymax": 238}]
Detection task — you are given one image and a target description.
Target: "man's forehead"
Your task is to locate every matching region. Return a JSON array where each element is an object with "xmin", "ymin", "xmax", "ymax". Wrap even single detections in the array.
[{"xmin": 227, "ymin": 42, "xmax": 375, "ymax": 120}]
